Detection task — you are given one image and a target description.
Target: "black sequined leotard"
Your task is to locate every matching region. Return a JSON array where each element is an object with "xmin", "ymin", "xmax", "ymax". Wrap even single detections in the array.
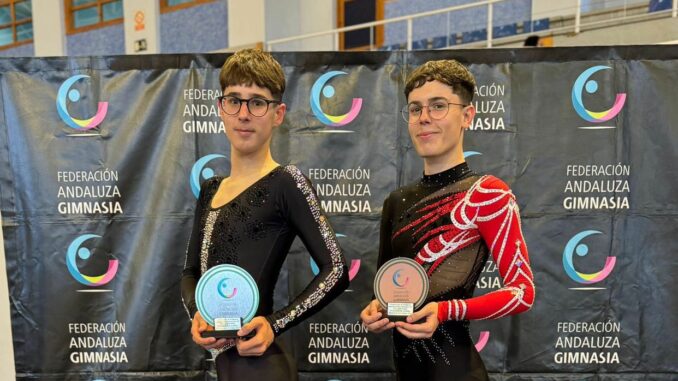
[
  {"xmin": 379, "ymin": 162, "xmax": 535, "ymax": 381},
  {"xmin": 181, "ymin": 165, "xmax": 349, "ymax": 380}
]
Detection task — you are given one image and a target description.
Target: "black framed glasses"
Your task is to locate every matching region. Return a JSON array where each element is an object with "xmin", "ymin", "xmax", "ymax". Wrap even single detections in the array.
[
  {"xmin": 217, "ymin": 95, "xmax": 281, "ymax": 117},
  {"xmin": 401, "ymin": 101, "xmax": 468, "ymax": 123}
]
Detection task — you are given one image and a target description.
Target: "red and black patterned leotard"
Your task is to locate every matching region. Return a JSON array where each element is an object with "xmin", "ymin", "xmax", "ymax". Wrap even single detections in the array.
[{"xmin": 379, "ymin": 162, "xmax": 535, "ymax": 381}]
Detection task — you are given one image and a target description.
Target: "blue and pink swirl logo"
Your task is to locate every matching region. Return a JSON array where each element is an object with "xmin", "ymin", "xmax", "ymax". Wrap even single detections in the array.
[
  {"xmin": 563, "ymin": 230, "xmax": 616, "ymax": 285},
  {"xmin": 217, "ymin": 278, "xmax": 238, "ymax": 299},
  {"xmin": 309, "ymin": 234, "xmax": 360, "ymax": 283},
  {"xmin": 190, "ymin": 154, "xmax": 227, "ymax": 198},
  {"xmin": 56, "ymin": 75, "xmax": 108, "ymax": 130},
  {"xmin": 310, "ymin": 71, "xmax": 363, "ymax": 127},
  {"xmin": 392, "ymin": 269, "xmax": 410, "ymax": 288},
  {"xmin": 310, "ymin": 258, "xmax": 361, "ymax": 282},
  {"xmin": 66, "ymin": 234, "xmax": 118, "ymax": 286},
  {"xmin": 571, "ymin": 66, "xmax": 626, "ymax": 123}
]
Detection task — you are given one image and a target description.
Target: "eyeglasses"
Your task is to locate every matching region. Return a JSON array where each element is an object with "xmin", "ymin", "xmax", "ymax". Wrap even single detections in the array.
[
  {"xmin": 217, "ymin": 95, "xmax": 281, "ymax": 117},
  {"xmin": 401, "ymin": 101, "xmax": 468, "ymax": 123}
]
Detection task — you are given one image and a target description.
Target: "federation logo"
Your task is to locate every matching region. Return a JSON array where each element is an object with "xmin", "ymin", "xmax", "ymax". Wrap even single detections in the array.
[
  {"xmin": 475, "ymin": 331, "xmax": 490, "ymax": 352},
  {"xmin": 310, "ymin": 258, "xmax": 361, "ymax": 282},
  {"xmin": 310, "ymin": 71, "xmax": 363, "ymax": 129},
  {"xmin": 56, "ymin": 75, "xmax": 108, "ymax": 130},
  {"xmin": 392, "ymin": 269, "xmax": 410, "ymax": 288},
  {"xmin": 464, "ymin": 151, "xmax": 482, "ymax": 159},
  {"xmin": 217, "ymin": 278, "xmax": 238, "ymax": 299},
  {"xmin": 571, "ymin": 66, "xmax": 626, "ymax": 128},
  {"xmin": 309, "ymin": 234, "xmax": 361, "ymax": 284},
  {"xmin": 66, "ymin": 234, "xmax": 118, "ymax": 288},
  {"xmin": 563, "ymin": 230, "xmax": 616, "ymax": 289},
  {"xmin": 190, "ymin": 154, "xmax": 227, "ymax": 198}
]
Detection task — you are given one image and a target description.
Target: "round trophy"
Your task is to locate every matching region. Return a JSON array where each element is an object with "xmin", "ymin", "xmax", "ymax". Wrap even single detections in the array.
[
  {"xmin": 373, "ymin": 257, "xmax": 429, "ymax": 321},
  {"xmin": 195, "ymin": 264, "xmax": 259, "ymax": 338}
]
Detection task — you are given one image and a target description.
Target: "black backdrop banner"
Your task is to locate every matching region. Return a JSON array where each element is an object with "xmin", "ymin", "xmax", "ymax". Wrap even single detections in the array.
[{"xmin": 1, "ymin": 47, "xmax": 677, "ymax": 380}]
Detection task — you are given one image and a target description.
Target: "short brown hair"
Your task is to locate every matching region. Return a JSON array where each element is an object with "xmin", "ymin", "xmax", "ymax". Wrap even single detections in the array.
[
  {"xmin": 404, "ymin": 60, "xmax": 476, "ymax": 104},
  {"xmin": 219, "ymin": 49, "xmax": 286, "ymax": 100}
]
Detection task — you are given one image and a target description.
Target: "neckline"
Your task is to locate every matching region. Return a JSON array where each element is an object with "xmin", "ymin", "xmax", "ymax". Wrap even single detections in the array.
[
  {"xmin": 421, "ymin": 162, "xmax": 472, "ymax": 187},
  {"xmin": 208, "ymin": 165, "xmax": 282, "ymax": 210}
]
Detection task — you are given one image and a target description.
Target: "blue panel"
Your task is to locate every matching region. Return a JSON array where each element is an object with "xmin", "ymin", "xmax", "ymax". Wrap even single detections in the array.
[
  {"xmin": 431, "ymin": 35, "xmax": 448, "ymax": 49},
  {"xmin": 523, "ymin": 19, "xmax": 532, "ymax": 33},
  {"xmin": 378, "ymin": 43, "xmax": 403, "ymax": 51},
  {"xmin": 649, "ymin": 0, "xmax": 672, "ymax": 12},
  {"xmin": 493, "ymin": 23, "xmax": 517, "ymax": 38},
  {"xmin": 533, "ymin": 18, "xmax": 550, "ymax": 31},
  {"xmin": 448, "ymin": 34, "xmax": 458, "ymax": 46},
  {"xmin": 412, "ymin": 38, "xmax": 428, "ymax": 50},
  {"xmin": 384, "ymin": 0, "xmax": 532, "ymax": 46},
  {"xmin": 461, "ymin": 28, "xmax": 487, "ymax": 44}
]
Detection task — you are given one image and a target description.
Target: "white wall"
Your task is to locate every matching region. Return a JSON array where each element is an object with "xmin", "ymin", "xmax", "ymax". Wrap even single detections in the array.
[
  {"xmin": 553, "ymin": 17, "xmax": 678, "ymax": 45},
  {"xmin": 228, "ymin": 0, "xmax": 266, "ymax": 47},
  {"xmin": 532, "ymin": 0, "xmax": 580, "ymax": 20},
  {"xmin": 531, "ymin": 0, "xmax": 652, "ymax": 20},
  {"xmin": 265, "ymin": 0, "xmax": 335, "ymax": 51},
  {"xmin": 123, "ymin": 0, "xmax": 161, "ymax": 54}
]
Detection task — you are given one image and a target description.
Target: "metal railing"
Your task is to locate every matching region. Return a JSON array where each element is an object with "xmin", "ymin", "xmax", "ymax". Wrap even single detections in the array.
[
  {"xmin": 264, "ymin": 0, "xmax": 678, "ymax": 51},
  {"xmin": 267, "ymin": 0, "xmax": 506, "ymax": 51}
]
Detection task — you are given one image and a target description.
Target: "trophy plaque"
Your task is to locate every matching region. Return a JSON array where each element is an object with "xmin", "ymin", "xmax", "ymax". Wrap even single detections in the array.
[
  {"xmin": 196, "ymin": 264, "xmax": 259, "ymax": 338},
  {"xmin": 374, "ymin": 257, "xmax": 429, "ymax": 321}
]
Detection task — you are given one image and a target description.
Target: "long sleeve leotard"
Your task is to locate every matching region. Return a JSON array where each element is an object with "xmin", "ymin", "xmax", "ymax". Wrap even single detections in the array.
[
  {"xmin": 379, "ymin": 162, "xmax": 535, "ymax": 380},
  {"xmin": 181, "ymin": 165, "xmax": 349, "ymax": 379}
]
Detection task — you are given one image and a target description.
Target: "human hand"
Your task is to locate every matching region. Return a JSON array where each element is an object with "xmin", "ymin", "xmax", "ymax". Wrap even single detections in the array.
[
  {"xmin": 360, "ymin": 299, "xmax": 395, "ymax": 333},
  {"xmin": 191, "ymin": 311, "xmax": 231, "ymax": 349},
  {"xmin": 394, "ymin": 302, "xmax": 439, "ymax": 339},
  {"xmin": 235, "ymin": 316, "xmax": 274, "ymax": 356}
]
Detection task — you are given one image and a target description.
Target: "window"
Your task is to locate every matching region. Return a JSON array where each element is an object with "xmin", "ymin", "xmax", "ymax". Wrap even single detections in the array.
[
  {"xmin": 0, "ymin": 0, "xmax": 33, "ymax": 49},
  {"xmin": 160, "ymin": 0, "xmax": 215, "ymax": 13},
  {"xmin": 337, "ymin": 0, "xmax": 384, "ymax": 50},
  {"xmin": 65, "ymin": 0, "xmax": 123, "ymax": 34}
]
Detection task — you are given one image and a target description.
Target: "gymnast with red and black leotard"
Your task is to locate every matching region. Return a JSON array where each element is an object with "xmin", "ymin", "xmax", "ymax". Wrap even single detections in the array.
[{"xmin": 360, "ymin": 59, "xmax": 535, "ymax": 381}]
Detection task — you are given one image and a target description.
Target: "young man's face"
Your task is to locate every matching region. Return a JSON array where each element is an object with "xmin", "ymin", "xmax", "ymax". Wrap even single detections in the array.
[
  {"xmin": 406, "ymin": 80, "xmax": 475, "ymax": 163},
  {"xmin": 219, "ymin": 83, "xmax": 286, "ymax": 156}
]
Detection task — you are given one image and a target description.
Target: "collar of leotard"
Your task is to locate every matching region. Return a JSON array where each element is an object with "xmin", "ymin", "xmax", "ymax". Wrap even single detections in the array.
[{"xmin": 421, "ymin": 162, "xmax": 472, "ymax": 187}]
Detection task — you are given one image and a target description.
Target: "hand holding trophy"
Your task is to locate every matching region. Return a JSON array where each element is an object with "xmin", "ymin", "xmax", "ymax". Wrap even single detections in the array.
[
  {"xmin": 373, "ymin": 257, "xmax": 429, "ymax": 322},
  {"xmin": 195, "ymin": 264, "xmax": 259, "ymax": 339}
]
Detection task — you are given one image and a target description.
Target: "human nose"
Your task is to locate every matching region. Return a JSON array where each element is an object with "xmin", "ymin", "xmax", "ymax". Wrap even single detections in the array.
[
  {"xmin": 237, "ymin": 100, "xmax": 250, "ymax": 119},
  {"xmin": 418, "ymin": 105, "xmax": 432, "ymax": 123}
]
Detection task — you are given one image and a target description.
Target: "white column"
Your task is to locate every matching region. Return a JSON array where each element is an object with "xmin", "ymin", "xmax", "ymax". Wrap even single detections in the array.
[
  {"xmin": 228, "ymin": 0, "xmax": 266, "ymax": 48},
  {"xmin": 0, "ymin": 213, "xmax": 15, "ymax": 381},
  {"xmin": 32, "ymin": 0, "xmax": 66, "ymax": 56},
  {"xmin": 123, "ymin": 0, "xmax": 160, "ymax": 54}
]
